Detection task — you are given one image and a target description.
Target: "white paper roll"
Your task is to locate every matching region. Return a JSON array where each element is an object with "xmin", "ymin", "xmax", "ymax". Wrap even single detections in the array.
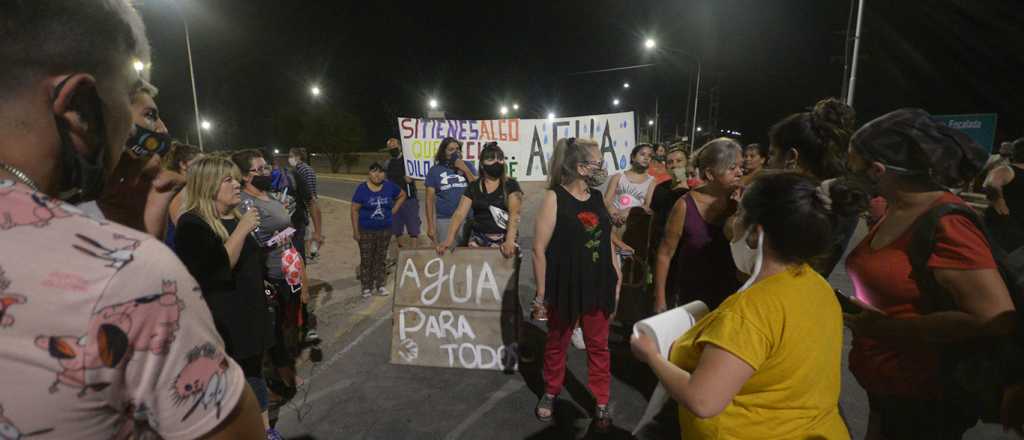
[{"xmin": 632, "ymin": 300, "xmax": 710, "ymax": 435}]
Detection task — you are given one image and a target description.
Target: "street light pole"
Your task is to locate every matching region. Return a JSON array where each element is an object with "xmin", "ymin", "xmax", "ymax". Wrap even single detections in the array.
[
  {"xmin": 690, "ymin": 58, "xmax": 701, "ymax": 150},
  {"xmin": 174, "ymin": 1, "xmax": 204, "ymax": 151},
  {"xmin": 846, "ymin": 0, "xmax": 866, "ymax": 106}
]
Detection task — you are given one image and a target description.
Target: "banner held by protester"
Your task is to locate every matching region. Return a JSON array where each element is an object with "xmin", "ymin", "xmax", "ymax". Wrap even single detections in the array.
[{"xmin": 396, "ymin": 112, "xmax": 636, "ymax": 181}]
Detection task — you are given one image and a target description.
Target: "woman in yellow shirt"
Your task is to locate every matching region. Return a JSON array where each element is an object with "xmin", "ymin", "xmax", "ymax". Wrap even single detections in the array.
[{"xmin": 632, "ymin": 172, "xmax": 864, "ymax": 439}]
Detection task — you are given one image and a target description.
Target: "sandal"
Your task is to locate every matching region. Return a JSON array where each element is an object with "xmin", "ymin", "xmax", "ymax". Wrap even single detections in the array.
[
  {"xmin": 531, "ymin": 298, "xmax": 548, "ymax": 321},
  {"xmin": 535, "ymin": 393, "xmax": 555, "ymax": 422},
  {"xmin": 594, "ymin": 404, "xmax": 612, "ymax": 432}
]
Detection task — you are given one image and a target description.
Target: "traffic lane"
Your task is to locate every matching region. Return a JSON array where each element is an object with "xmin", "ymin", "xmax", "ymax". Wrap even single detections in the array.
[{"xmin": 317, "ymin": 176, "xmax": 360, "ymax": 203}]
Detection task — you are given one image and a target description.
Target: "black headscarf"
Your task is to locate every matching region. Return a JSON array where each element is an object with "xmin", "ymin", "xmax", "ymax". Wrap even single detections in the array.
[{"xmin": 850, "ymin": 108, "xmax": 988, "ymax": 188}]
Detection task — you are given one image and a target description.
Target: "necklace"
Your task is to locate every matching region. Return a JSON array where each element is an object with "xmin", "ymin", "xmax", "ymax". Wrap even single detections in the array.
[{"xmin": 0, "ymin": 161, "xmax": 41, "ymax": 192}]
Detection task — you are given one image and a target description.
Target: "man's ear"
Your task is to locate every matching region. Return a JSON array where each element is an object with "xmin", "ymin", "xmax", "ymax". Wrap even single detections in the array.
[{"xmin": 51, "ymin": 73, "xmax": 102, "ymax": 156}]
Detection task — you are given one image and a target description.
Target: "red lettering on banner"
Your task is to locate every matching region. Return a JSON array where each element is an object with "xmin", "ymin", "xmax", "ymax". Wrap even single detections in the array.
[
  {"xmin": 498, "ymin": 120, "xmax": 508, "ymax": 141},
  {"xmin": 400, "ymin": 118, "xmax": 414, "ymax": 138},
  {"xmin": 509, "ymin": 119, "xmax": 520, "ymax": 141},
  {"xmin": 465, "ymin": 141, "xmax": 477, "ymax": 160},
  {"xmin": 480, "ymin": 120, "xmax": 492, "ymax": 141}
]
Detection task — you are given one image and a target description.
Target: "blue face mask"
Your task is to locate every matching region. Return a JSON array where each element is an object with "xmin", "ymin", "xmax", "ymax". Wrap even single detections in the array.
[{"xmin": 125, "ymin": 123, "xmax": 172, "ymax": 158}]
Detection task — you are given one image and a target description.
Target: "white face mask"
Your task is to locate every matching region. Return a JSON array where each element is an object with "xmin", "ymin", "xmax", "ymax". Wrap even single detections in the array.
[
  {"xmin": 731, "ymin": 227, "xmax": 764, "ymax": 291},
  {"xmin": 288, "ymin": 157, "xmax": 298, "ymax": 167}
]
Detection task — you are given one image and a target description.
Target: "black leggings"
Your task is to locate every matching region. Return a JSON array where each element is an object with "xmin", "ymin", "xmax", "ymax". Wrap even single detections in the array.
[{"xmin": 269, "ymin": 278, "xmax": 299, "ymax": 368}]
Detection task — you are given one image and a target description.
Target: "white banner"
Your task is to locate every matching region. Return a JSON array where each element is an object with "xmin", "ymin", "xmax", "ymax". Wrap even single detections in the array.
[{"xmin": 396, "ymin": 112, "xmax": 637, "ymax": 181}]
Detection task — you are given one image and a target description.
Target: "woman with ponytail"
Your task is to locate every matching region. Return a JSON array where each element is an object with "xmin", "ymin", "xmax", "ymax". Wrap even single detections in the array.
[
  {"xmin": 632, "ymin": 172, "xmax": 853, "ymax": 439},
  {"xmin": 532, "ymin": 138, "xmax": 620, "ymax": 431}
]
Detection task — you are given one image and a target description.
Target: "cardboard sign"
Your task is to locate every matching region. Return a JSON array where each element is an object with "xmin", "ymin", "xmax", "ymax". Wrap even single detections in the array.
[{"xmin": 389, "ymin": 248, "xmax": 519, "ymax": 370}]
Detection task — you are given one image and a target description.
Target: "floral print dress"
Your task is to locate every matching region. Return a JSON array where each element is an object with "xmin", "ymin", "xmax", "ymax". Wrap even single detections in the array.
[{"xmin": 544, "ymin": 185, "xmax": 618, "ymax": 324}]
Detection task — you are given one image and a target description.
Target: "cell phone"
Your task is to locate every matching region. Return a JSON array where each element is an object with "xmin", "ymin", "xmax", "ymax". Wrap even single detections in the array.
[
  {"xmin": 616, "ymin": 248, "xmax": 633, "ymax": 257},
  {"xmin": 834, "ymin": 289, "xmax": 863, "ymax": 314}
]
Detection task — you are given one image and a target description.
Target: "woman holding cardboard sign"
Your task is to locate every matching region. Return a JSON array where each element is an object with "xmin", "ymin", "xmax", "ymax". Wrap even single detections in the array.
[
  {"xmin": 532, "ymin": 137, "xmax": 620, "ymax": 431},
  {"xmin": 435, "ymin": 142, "xmax": 522, "ymax": 258},
  {"xmin": 632, "ymin": 172, "xmax": 858, "ymax": 439}
]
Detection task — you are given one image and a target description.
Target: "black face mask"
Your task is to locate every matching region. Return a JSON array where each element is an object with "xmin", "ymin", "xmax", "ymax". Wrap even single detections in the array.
[
  {"xmin": 250, "ymin": 175, "xmax": 273, "ymax": 192},
  {"xmin": 126, "ymin": 124, "xmax": 172, "ymax": 158},
  {"xmin": 53, "ymin": 76, "xmax": 109, "ymax": 203},
  {"xmin": 389, "ymin": 149, "xmax": 401, "ymax": 158},
  {"xmin": 482, "ymin": 162, "xmax": 505, "ymax": 178}
]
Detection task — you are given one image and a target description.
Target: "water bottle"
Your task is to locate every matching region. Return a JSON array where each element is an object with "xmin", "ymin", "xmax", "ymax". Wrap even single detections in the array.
[
  {"xmin": 309, "ymin": 239, "xmax": 320, "ymax": 263},
  {"xmin": 239, "ymin": 199, "xmax": 262, "ymax": 244}
]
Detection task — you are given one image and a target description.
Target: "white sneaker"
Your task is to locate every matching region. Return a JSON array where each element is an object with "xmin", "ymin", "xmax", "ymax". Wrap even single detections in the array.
[
  {"xmin": 376, "ymin": 286, "xmax": 390, "ymax": 296},
  {"xmin": 361, "ymin": 289, "xmax": 372, "ymax": 298},
  {"xmin": 571, "ymin": 327, "xmax": 586, "ymax": 350}
]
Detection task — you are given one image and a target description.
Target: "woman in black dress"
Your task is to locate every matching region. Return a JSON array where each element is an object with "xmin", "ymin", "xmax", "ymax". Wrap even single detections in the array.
[
  {"xmin": 532, "ymin": 137, "xmax": 620, "ymax": 431},
  {"xmin": 174, "ymin": 156, "xmax": 276, "ymax": 434}
]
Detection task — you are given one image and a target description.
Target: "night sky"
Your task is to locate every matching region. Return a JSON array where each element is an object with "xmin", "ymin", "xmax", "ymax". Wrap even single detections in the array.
[{"xmin": 137, "ymin": 0, "xmax": 1024, "ymax": 151}]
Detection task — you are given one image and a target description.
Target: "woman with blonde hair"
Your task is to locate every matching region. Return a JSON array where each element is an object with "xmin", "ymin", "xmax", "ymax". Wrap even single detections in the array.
[
  {"xmin": 532, "ymin": 137, "xmax": 620, "ymax": 431},
  {"xmin": 173, "ymin": 156, "xmax": 279, "ymax": 438}
]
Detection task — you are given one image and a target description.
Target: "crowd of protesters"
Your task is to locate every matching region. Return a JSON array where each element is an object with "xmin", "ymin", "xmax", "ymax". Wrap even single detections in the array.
[{"xmin": 4, "ymin": 2, "xmax": 1024, "ymax": 440}]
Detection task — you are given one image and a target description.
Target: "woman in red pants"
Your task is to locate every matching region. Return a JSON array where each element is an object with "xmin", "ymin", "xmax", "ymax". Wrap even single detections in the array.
[{"xmin": 532, "ymin": 137, "xmax": 621, "ymax": 431}]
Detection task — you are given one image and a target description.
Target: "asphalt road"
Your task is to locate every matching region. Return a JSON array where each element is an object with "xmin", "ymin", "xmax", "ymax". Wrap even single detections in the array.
[{"xmin": 276, "ymin": 176, "xmax": 1013, "ymax": 440}]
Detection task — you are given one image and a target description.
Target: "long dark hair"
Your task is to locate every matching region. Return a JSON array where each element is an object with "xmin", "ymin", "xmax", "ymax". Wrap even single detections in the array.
[
  {"xmin": 769, "ymin": 97, "xmax": 855, "ymax": 180},
  {"xmin": 434, "ymin": 137, "xmax": 461, "ymax": 165}
]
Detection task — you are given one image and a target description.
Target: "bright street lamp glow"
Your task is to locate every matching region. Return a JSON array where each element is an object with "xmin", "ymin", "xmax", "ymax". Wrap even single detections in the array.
[
  {"xmin": 429, "ymin": 99, "xmax": 438, "ymax": 109},
  {"xmin": 500, "ymin": 106, "xmax": 508, "ymax": 116},
  {"xmin": 274, "ymin": 149, "xmax": 280, "ymax": 154},
  {"xmin": 547, "ymin": 112, "xmax": 555, "ymax": 120},
  {"xmin": 623, "ymin": 82, "xmax": 630, "ymax": 89},
  {"xmin": 201, "ymin": 120, "xmax": 212, "ymax": 131},
  {"xmin": 648, "ymin": 120, "xmax": 654, "ymax": 126},
  {"xmin": 513, "ymin": 103, "xmax": 519, "ymax": 110},
  {"xmin": 644, "ymin": 38, "xmax": 656, "ymax": 50},
  {"xmin": 132, "ymin": 60, "xmax": 145, "ymax": 72},
  {"xmin": 612, "ymin": 99, "xmax": 620, "ymax": 106},
  {"xmin": 310, "ymin": 85, "xmax": 321, "ymax": 96},
  {"xmin": 697, "ymin": 126, "xmax": 703, "ymax": 132}
]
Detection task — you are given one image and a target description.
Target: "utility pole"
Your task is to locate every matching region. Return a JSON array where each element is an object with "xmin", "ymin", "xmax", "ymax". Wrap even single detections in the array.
[{"xmin": 846, "ymin": 0, "xmax": 866, "ymax": 106}]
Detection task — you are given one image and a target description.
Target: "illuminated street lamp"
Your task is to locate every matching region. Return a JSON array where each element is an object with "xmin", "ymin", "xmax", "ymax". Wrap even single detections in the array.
[
  {"xmin": 133, "ymin": 60, "xmax": 145, "ymax": 73},
  {"xmin": 500, "ymin": 106, "xmax": 508, "ymax": 116},
  {"xmin": 310, "ymin": 85, "xmax": 321, "ymax": 97},
  {"xmin": 201, "ymin": 119, "xmax": 212, "ymax": 131},
  {"xmin": 612, "ymin": 98, "xmax": 620, "ymax": 106},
  {"xmin": 512, "ymin": 103, "xmax": 519, "ymax": 110},
  {"xmin": 547, "ymin": 112, "xmax": 556, "ymax": 120},
  {"xmin": 623, "ymin": 82, "xmax": 630, "ymax": 89},
  {"xmin": 648, "ymin": 120, "xmax": 654, "ymax": 126},
  {"xmin": 644, "ymin": 38, "xmax": 656, "ymax": 50},
  {"xmin": 429, "ymin": 98, "xmax": 438, "ymax": 109}
]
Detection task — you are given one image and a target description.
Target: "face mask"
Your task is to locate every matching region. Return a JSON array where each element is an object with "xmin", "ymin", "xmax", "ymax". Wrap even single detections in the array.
[
  {"xmin": 632, "ymin": 161, "xmax": 648, "ymax": 172},
  {"xmin": 482, "ymin": 162, "xmax": 505, "ymax": 178},
  {"xmin": 448, "ymin": 151, "xmax": 461, "ymax": 163},
  {"xmin": 731, "ymin": 227, "xmax": 764, "ymax": 291},
  {"xmin": 584, "ymin": 167, "xmax": 608, "ymax": 187},
  {"xmin": 389, "ymin": 149, "xmax": 401, "ymax": 158},
  {"xmin": 250, "ymin": 175, "xmax": 273, "ymax": 192},
  {"xmin": 288, "ymin": 157, "xmax": 298, "ymax": 167},
  {"xmin": 671, "ymin": 167, "xmax": 688, "ymax": 182},
  {"xmin": 53, "ymin": 78, "xmax": 109, "ymax": 203},
  {"xmin": 654, "ymin": 155, "xmax": 666, "ymax": 162},
  {"xmin": 125, "ymin": 124, "xmax": 172, "ymax": 158}
]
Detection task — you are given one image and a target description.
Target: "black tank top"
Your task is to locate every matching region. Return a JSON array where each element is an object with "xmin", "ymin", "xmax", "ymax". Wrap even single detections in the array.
[{"xmin": 544, "ymin": 185, "xmax": 618, "ymax": 323}]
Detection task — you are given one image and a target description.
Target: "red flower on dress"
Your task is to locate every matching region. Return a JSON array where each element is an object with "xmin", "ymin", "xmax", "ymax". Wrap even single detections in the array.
[{"xmin": 577, "ymin": 211, "xmax": 599, "ymax": 230}]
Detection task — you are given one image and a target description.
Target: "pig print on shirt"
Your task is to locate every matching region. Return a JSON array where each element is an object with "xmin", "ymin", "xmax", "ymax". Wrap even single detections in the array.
[{"xmin": 35, "ymin": 281, "xmax": 184, "ymax": 396}]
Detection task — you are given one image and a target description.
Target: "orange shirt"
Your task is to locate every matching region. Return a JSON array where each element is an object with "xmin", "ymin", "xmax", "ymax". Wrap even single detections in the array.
[{"xmin": 845, "ymin": 192, "xmax": 996, "ymax": 397}]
